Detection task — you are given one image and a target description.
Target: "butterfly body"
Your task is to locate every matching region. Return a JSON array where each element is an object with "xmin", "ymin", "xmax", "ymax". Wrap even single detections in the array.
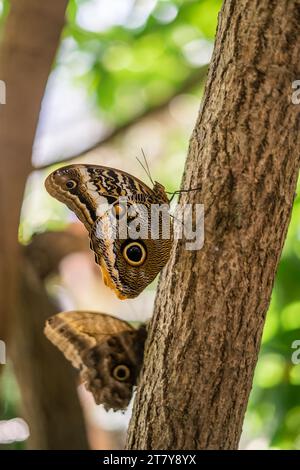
[
  {"xmin": 44, "ymin": 311, "xmax": 147, "ymax": 410},
  {"xmin": 45, "ymin": 164, "xmax": 172, "ymax": 299}
]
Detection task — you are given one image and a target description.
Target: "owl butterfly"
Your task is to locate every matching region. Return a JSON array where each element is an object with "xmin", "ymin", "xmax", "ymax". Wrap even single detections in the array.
[
  {"xmin": 44, "ymin": 311, "xmax": 147, "ymax": 411},
  {"xmin": 45, "ymin": 164, "xmax": 172, "ymax": 299}
]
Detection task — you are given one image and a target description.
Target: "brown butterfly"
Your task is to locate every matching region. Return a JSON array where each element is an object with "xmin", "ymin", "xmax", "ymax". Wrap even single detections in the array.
[
  {"xmin": 44, "ymin": 311, "xmax": 147, "ymax": 411},
  {"xmin": 45, "ymin": 164, "xmax": 173, "ymax": 299}
]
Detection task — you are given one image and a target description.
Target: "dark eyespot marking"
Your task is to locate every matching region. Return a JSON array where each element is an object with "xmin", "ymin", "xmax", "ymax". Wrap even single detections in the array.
[
  {"xmin": 66, "ymin": 180, "xmax": 77, "ymax": 190},
  {"xmin": 112, "ymin": 364, "xmax": 131, "ymax": 382},
  {"xmin": 122, "ymin": 241, "xmax": 147, "ymax": 267}
]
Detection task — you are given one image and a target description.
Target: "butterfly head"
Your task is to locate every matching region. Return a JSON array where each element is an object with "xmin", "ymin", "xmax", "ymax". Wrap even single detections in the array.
[{"xmin": 153, "ymin": 181, "xmax": 169, "ymax": 203}]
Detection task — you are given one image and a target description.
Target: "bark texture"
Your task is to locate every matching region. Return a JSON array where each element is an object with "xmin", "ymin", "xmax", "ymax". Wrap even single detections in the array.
[{"xmin": 126, "ymin": 0, "xmax": 300, "ymax": 449}]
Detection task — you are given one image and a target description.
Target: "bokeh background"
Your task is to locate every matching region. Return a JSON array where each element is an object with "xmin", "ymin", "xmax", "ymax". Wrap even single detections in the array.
[{"xmin": 0, "ymin": 0, "xmax": 299, "ymax": 450}]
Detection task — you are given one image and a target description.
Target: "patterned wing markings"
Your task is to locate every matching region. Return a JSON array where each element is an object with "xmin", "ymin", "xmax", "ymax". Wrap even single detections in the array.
[
  {"xmin": 45, "ymin": 164, "xmax": 173, "ymax": 298},
  {"xmin": 44, "ymin": 311, "xmax": 147, "ymax": 410}
]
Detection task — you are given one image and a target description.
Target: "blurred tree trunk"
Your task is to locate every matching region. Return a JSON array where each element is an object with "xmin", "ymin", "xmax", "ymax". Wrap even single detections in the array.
[
  {"xmin": 0, "ymin": 0, "xmax": 88, "ymax": 449},
  {"xmin": 126, "ymin": 0, "xmax": 300, "ymax": 450},
  {"xmin": 14, "ymin": 233, "xmax": 90, "ymax": 449},
  {"xmin": 0, "ymin": 0, "xmax": 67, "ymax": 340}
]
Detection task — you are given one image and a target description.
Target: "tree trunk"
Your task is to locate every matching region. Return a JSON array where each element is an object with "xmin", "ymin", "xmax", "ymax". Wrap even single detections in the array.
[
  {"xmin": 13, "ymin": 256, "xmax": 87, "ymax": 449},
  {"xmin": 10, "ymin": 232, "xmax": 90, "ymax": 449},
  {"xmin": 126, "ymin": 0, "xmax": 300, "ymax": 450},
  {"xmin": 0, "ymin": 0, "xmax": 67, "ymax": 339},
  {"xmin": 0, "ymin": 1, "xmax": 88, "ymax": 449}
]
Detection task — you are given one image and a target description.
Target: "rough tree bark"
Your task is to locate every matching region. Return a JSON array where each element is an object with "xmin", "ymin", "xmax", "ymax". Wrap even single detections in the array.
[
  {"xmin": 0, "ymin": 1, "xmax": 88, "ymax": 448},
  {"xmin": 126, "ymin": 0, "xmax": 300, "ymax": 449}
]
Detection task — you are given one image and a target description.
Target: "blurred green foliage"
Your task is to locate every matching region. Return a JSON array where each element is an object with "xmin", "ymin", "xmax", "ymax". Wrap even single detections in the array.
[
  {"xmin": 0, "ymin": 364, "xmax": 24, "ymax": 450},
  {"xmin": 1, "ymin": 0, "xmax": 300, "ymax": 450},
  {"xmin": 62, "ymin": 0, "xmax": 220, "ymax": 124},
  {"xmin": 0, "ymin": 0, "xmax": 9, "ymax": 34}
]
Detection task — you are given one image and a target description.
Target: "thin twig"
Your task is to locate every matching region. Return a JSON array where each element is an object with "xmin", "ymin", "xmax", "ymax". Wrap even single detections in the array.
[{"xmin": 34, "ymin": 66, "xmax": 208, "ymax": 171}]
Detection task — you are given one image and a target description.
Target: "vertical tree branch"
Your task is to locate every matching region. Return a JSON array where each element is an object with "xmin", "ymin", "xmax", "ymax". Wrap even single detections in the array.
[
  {"xmin": 126, "ymin": 0, "xmax": 300, "ymax": 449},
  {"xmin": 13, "ymin": 257, "xmax": 88, "ymax": 449},
  {"xmin": 0, "ymin": 0, "xmax": 67, "ymax": 339}
]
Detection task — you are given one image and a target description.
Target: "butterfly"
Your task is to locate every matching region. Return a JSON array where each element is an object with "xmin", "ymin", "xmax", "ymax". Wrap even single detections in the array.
[
  {"xmin": 44, "ymin": 311, "xmax": 147, "ymax": 411},
  {"xmin": 45, "ymin": 164, "xmax": 173, "ymax": 299}
]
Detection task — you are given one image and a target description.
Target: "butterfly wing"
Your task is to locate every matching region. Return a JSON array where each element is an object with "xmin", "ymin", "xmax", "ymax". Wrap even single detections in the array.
[
  {"xmin": 45, "ymin": 164, "xmax": 173, "ymax": 299},
  {"xmin": 45, "ymin": 164, "xmax": 162, "ymax": 231},
  {"xmin": 44, "ymin": 311, "xmax": 147, "ymax": 410},
  {"xmin": 91, "ymin": 204, "xmax": 173, "ymax": 299}
]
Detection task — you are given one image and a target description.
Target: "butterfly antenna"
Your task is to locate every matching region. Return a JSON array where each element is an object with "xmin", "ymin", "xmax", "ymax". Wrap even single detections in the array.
[
  {"xmin": 136, "ymin": 149, "xmax": 155, "ymax": 186},
  {"xmin": 141, "ymin": 148, "xmax": 155, "ymax": 186},
  {"xmin": 136, "ymin": 156, "xmax": 152, "ymax": 185}
]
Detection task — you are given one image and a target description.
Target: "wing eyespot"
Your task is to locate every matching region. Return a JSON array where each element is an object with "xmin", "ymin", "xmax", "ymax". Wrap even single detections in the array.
[
  {"xmin": 122, "ymin": 241, "xmax": 147, "ymax": 266},
  {"xmin": 112, "ymin": 364, "xmax": 131, "ymax": 382},
  {"xmin": 65, "ymin": 180, "xmax": 77, "ymax": 190}
]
